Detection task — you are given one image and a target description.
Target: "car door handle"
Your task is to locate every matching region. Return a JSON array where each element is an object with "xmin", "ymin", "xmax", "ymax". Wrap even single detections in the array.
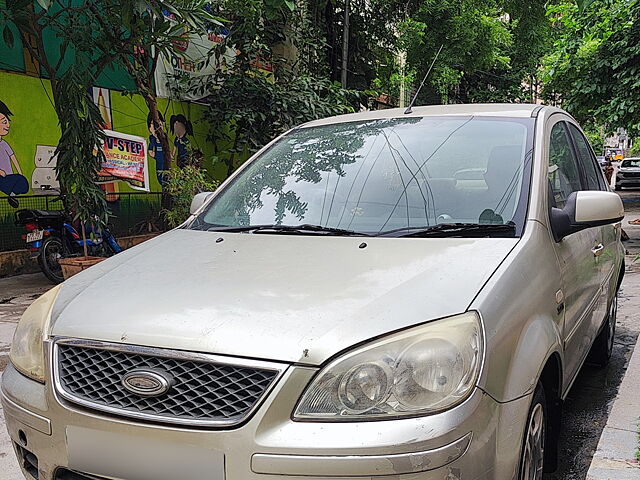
[{"xmin": 591, "ymin": 243, "xmax": 604, "ymax": 257}]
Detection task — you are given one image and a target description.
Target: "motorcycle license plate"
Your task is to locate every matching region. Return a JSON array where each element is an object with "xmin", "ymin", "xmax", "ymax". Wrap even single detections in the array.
[{"xmin": 26, "ymin": 230, "xmax": 44, "ymax": 243}]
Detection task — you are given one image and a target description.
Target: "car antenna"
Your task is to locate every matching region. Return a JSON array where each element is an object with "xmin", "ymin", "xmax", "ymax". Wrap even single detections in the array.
[{"xmin": 404, "ymin": 44, "xmax": 444, "ymax": 115}]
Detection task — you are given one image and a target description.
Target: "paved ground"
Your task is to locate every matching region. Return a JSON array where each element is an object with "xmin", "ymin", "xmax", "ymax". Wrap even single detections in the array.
[
  {"xmin": 548, "ymin": 263, "xmax": 640, "ymax": 480},
  {"xmin": 0, "ymin": 272, "xmax": 51, "ymax": 478},
  {"xmin": 0, "ymin": 191, "xmax": 639, "ymax": 479},
  {"xmin": 587, "ymin": 325, "xmax": 640, "ymax": 479},
  {"xmin": 548, "ymin": 189, "xmax": 640, "ymax": 480}
]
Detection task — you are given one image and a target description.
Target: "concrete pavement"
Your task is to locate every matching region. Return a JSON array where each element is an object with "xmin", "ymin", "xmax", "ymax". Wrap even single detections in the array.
[
  {"xmin": 586, "ymin": 201, "xmax": 640, "ymax": 480},
  {"xmin": 0, "ymin": 272, "xmax": 52, "ymax": 479}
]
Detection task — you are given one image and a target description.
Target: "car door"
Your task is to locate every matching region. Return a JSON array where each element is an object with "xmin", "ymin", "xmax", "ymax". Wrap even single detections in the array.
[
  {"xmin": 567, "ymin": 123, "xmax": 616, "ymax": 333},
  {"xmin": 546, "ymin": 120, "xmax": 601, "ymax": 388}
]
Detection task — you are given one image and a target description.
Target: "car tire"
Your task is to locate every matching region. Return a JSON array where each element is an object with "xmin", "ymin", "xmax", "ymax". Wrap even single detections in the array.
[
  {"xmin": 519, "ymin": 383, "xmax": 547, "ymax": 480},
  {"xmin": 588, "ymin": 295, "xmax": 617, "ymax": 367}
]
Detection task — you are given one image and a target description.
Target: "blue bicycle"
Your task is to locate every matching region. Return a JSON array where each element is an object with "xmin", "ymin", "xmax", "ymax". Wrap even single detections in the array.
[{"xmin": 14, "ymin": 188, "xmax": 122, "ymax": 283}]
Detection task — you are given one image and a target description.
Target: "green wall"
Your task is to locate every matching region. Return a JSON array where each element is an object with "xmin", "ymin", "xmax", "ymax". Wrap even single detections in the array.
[
  {"xmin": 0, "ymin": 69, "xmax": 224, "ymax": 197},
  {"xmin": 0, "ymin": 71, "xmax": 60, "ymax": 187}
]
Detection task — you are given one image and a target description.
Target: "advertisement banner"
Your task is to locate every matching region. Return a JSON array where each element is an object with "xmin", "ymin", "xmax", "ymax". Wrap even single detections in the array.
[
  {"xmin": 154, "ymin": 22, "xmax": 236, "ymax": 101},
  {"xmin": 98, "ymin": 130, "xmax": 149, "ymax": 191}
]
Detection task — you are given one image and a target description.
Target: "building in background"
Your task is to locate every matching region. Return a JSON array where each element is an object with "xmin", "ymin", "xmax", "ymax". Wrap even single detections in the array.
[{"xmin": 605, "ymin": 128, "xmax": 632, "ymax": 158}]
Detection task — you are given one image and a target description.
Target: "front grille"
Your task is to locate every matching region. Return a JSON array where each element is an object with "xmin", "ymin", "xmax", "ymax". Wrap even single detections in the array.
[
  {"xmin": 54, "ymin": 340, "xmax": 284, "ymax": 427},
  {"xmin": 55, "ymin": 468, "xmax": 107, "ymax": 480}
]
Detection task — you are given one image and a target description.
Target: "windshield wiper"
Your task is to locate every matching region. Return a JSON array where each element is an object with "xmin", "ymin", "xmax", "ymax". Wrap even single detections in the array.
[
  {"xmin": 377, "ymin": 222, "xmax": 516, "ymax": 238},
  {"xmin": 205, "ymin": 224, "xmax": 369, "ymax": 236}
]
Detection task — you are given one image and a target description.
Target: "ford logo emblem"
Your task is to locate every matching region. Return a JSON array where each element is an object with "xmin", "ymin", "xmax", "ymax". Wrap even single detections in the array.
[{"xmin": 122, "ymin": 369, "xmax": 172, "ymax": 397}]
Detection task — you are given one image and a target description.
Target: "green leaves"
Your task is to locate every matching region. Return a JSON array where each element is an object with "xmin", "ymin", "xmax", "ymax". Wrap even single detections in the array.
[
  {"xmin": 53, "ymin": 66, "xmax": 109, "ymax": 227},
  {"xmin": 203, "ymin": 69, "xmax": 363, "ymax": 179},
  {"xmin": 35, "ymin": 0, "xmax": 52, "ymax": 10},
  {"xmin": 162, "ymin": 165, "xmax": 219, "ymax": 227},
  {"xmin": 542, "ymin": 0, "xmax": 640, "ymax": 134},
  {"xmin": 576, "ymin": 0, "xmax": 596, "ymax": 11}
]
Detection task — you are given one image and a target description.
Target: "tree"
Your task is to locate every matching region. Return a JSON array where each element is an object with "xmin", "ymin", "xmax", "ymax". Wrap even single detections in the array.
[
  {"xmin": 2, "ymin": 0, "xmax": 109, "ymax": 234},
  {"xmin": 81, "ymin": 0, "xmax": 220, "ymax": 170},
  {"xmin": 1, "ymin": 0, "xmax": 219, "ymax": 233},
  {"xmin": 541, "ymin": 0, "xmax": 640, "ymax": 134},
  {"xmin": 203, "ymin": 74, "xmax": 361, "ymax": 176},
  {"xmin": 201, "ymin": 0, "xmax": 363, "ymax": 177}
]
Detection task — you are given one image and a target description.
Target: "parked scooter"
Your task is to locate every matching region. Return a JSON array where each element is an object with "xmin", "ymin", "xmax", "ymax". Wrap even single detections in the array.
[{"xmin": 14, "ymin": 186, "xmax": 122, "ymax": 283}]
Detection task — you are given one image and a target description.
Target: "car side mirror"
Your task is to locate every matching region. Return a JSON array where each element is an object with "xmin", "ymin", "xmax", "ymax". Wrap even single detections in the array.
[
  {"xmin": 189, "ymin": 191, "xmax": 215, "ymax": 215},
  {"xmin": 550, "ymin": 191, "xmax": 624, "ymax": 242}
]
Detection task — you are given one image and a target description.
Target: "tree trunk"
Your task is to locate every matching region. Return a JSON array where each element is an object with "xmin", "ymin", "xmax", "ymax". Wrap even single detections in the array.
[
  {"xmin": 324, "ymin": 1, "xmax": 339, "ymax": 82},
  {"xmin": 226, "ymin": 135, "xmax": 240, "ymax": 178},
  {"xmin": 81, "ymin": 222, "xmax": 89, "ymax": 258}
]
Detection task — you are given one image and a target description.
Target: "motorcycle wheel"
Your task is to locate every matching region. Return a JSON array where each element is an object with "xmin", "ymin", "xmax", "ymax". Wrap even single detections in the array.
[{"xmin": 38, "ymin": 236, "xmax": 65, "ymax": 284}]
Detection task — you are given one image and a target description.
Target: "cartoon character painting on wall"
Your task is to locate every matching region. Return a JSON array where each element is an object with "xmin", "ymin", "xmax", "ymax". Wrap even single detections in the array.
[
  {"xmin": 148, "ymin": 112, "xmax": 166, "ymax": 189},
  {"xmin": 170, "ymin": 114, "xmax": 193, "ymax": 169},
  {"xmin": 0, "ymin": 101, "xmax": 29, "ymax": 208},
  {"xmin": 32, "ymin": 145, "xmax": 59, "ymax": 192}
]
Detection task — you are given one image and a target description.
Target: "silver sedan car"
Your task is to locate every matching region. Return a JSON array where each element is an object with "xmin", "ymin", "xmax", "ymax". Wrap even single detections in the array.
[{"xmin": 2, "ymin": 104, "xmax": 624, "ymax": 480}]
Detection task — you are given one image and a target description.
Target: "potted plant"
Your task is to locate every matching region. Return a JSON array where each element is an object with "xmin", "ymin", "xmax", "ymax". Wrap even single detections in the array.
[{"xmin": 54, "ymin": 67, "xmax": 110, "ymax": 280}]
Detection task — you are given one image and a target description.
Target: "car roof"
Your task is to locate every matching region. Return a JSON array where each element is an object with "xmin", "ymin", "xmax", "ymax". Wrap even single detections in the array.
[{"xmin": 302, "ymin": 103, "xmax": 564, "ymax": 128}]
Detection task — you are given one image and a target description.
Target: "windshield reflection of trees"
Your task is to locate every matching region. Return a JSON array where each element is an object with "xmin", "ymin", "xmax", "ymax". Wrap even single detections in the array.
[
  {"xmin": 229, "ymin": 118, "xmax": 421, "ymax": 226},
  {"xmin": 205, "ymin": 116, "xmax": 529, "ymax": 233}
]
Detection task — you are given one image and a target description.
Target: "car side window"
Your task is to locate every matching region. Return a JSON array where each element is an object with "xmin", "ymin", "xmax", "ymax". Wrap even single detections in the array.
[
  {"xmin": 568, "ymin": 123, "xmax": 608, "ymax": 191},
  {"xmin": 548, "ymin": 122, "xmax": 581, "ymax": 209}
]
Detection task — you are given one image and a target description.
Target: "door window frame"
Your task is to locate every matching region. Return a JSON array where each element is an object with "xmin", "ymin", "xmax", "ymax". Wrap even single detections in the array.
[
  {"xmin": 547, "ymin": 120, "xmax": 584, "ymax": 209},
  {"xmin": 566, "ymin": 123, "xmax": 609, "ymax": 191}
]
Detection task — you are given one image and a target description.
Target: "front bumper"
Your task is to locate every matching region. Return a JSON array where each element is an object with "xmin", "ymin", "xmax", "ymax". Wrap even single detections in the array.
[
  {"xmin": 615, "ymin": 176, "xmax": 640, "ymax": 187},
  {"xmin": 2, "ymin": 355, "xmax": 530, "ymax": 480}
]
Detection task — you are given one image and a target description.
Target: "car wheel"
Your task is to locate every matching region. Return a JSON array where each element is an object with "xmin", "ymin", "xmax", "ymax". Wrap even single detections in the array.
[
  {"xmin": 519, "ymin": 384, "xmax": 546, "ymax": 480},
  {"xmin": 588, "ymin": 295, "xmax": 617, "ymax": 367}
]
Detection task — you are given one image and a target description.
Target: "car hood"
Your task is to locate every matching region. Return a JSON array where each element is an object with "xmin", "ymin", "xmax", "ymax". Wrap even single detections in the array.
[{"xmin": 51, "ymin": 229, "xmax": 517, "ymax": 365}]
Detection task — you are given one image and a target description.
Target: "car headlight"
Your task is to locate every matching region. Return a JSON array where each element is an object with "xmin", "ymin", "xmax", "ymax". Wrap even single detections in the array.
[
  {"xmin": 294, "ymin": 312, "xmax": 483, "ymax": 420},
  {"xmin": 10, "ymin": 285, "xmax": 62, "ymax": 383}
]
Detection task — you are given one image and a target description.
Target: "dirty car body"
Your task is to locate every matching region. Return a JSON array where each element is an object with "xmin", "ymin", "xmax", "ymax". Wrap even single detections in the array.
[{"xmin": 2, "ymin": 104, "xmax": 625, "ymax": 480}]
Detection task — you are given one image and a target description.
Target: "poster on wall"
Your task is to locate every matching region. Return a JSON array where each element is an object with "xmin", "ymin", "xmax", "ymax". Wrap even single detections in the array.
[
  {"xmin": 154, "ymin": 19, "xmax": 236, "ymax": 101},
  {"xmin": 98, "ymin": 130, "xmax": 149, "ymax": 191},
  {"xmin": 92, "ymin": 87, "xmax": 113, "ymax": 129},
  {"xmin": 32, "ymin": 145, "xmax": 59, "ymax": 193}
]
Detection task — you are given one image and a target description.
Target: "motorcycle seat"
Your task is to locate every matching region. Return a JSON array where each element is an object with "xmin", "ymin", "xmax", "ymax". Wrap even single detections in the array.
[
  {"xmin": 15, "ymin": 209, "xmax": 67, "ymax": 224},
  {"xmin": 31, "ymin": 210, "xmax": 67, "ymax": 218}
]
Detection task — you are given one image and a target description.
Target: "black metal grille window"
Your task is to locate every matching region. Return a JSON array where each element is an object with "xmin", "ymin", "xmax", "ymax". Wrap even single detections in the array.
[
  {"xmin": 0, "ymin": 193, "xmax": 164, "ymax": 253},
  {"xmin": 55, "ymin": 341, "xmax": 283, "ymax": 427}
]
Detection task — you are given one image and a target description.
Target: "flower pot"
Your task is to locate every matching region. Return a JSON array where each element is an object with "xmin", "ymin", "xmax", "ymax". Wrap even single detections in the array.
[{"xmin": 58, "ymin": 256, "xmax": 106, "ymax": 280}]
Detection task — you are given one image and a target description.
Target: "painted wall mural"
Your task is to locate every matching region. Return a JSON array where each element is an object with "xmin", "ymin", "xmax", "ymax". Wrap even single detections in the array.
[
  {"xmin": 0, "ymin": 100, "xmax": 29, "ymax": 207},
  {"xmin": 32, "ymin": 145, "xmax": 59, "ymax": 192},
  {"xmin": 0, "ymin": 70, "xmax": 224, "ymax": 211}
]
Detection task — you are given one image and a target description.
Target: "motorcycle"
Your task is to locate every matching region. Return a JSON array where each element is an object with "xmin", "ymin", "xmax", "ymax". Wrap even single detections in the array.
[{"xmin": 14, "ymin": 188, "xmax": 122, "ymax": 284}]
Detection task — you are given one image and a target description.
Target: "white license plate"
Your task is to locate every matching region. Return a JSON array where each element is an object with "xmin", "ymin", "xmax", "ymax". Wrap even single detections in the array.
[
  {"xmin": 26, "ymin": 230, "xmax": 44, "ymax": 242},
  {"xmin": 67, "ymin": 426, "xmax": 225, "ymax": 480}
]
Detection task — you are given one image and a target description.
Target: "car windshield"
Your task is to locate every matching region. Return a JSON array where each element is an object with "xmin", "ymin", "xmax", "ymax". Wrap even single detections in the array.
[
  {"xmin": 622, "ymin": 159, "xmax": 640, "ymax": 168},
  {"xmin": 188, "ymin": 116, "xmax": 534, "ymax": 236}
]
